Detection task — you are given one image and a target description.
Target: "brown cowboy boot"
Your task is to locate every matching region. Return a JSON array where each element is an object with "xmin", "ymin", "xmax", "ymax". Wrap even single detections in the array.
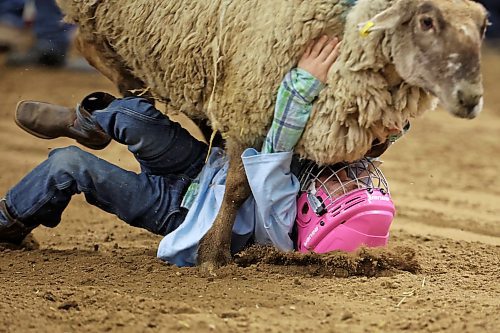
[
  {"xmin": 15, "ymin": 92, "xmax": 115, "ymax": 150},
  {"xmin": 0, "ymin": 198, "xmax": 33, "ymax": 245}
]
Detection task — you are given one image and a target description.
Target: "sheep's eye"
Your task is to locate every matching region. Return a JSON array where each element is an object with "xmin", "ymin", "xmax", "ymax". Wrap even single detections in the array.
[{"xmin": 420, "ymin": 17, "xmax": 434, "ymax": 31}]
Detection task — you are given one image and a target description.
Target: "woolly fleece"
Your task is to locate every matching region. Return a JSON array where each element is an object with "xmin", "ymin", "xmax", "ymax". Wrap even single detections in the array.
[{"xmin": 57, "ymin": 0, "xmax": 437, "ymax": 164}]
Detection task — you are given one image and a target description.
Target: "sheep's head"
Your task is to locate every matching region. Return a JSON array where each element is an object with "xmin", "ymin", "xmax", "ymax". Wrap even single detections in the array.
[{"xmin": 360, "ymin": 0, "xmax": 487, "ymax": 119}]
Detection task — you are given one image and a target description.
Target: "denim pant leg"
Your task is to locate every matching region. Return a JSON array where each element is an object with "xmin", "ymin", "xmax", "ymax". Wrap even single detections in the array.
[
  {"xmin": 92, "ymin": 97, "xmax": 208, "ymax": 179},
  {"xmin": 481, "ymin": 0, "xmax": 500, "ymax": 39},
  {"xmin": 5, "ymin": 146, "xmax": 187, "ymax": 235},
  {"xmin": 0, "ymin": 0, "xmax": 25, "ymax": 27},
  {"xmin": 33, "ymin": 0, "xmax": 72, "ymax": 55}
]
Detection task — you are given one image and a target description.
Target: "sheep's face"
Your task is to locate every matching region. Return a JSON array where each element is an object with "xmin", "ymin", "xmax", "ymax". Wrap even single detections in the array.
[{"xmin": 363, "ymin": 0, "xmax": 487, "ymax": 119}]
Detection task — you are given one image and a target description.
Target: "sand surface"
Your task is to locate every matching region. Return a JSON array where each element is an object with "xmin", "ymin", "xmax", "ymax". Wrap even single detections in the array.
[{"xmin": 0, "ymin": 50, "xmax": 499, "ymax": 333}]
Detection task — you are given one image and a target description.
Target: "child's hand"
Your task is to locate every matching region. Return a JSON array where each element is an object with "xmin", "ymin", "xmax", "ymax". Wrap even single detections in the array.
[{"xmin": 298, "ymin": 36, "xmax": 341, "ymax": 83}]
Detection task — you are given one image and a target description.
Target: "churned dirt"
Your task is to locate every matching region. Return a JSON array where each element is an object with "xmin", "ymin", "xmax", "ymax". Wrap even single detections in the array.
[{"xmin": 0, "ymin": 49, "xmax": 499, "ymax": 333}]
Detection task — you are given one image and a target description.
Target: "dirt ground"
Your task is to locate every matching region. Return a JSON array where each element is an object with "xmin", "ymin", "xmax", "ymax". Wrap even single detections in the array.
[{"xmin": 0, "ymin": 48, "xmax": 499, "ymax": 333}]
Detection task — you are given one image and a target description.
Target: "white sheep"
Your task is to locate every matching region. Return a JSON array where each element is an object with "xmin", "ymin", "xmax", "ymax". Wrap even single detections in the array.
[{"xmin": 56, "ymin": 0, "xmax": 487, "ymax": 270}]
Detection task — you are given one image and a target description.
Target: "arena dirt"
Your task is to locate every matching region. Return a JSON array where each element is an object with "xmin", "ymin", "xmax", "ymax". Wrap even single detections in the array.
[{"xmin": 0, "ymin": 49, "xmax": 499, "ymax": 332}]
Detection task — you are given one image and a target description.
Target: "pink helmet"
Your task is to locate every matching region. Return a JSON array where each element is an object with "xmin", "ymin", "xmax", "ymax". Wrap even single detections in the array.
[{"xmin": 295, "ymin": 158, "xmax": 395, "ymax": 254}]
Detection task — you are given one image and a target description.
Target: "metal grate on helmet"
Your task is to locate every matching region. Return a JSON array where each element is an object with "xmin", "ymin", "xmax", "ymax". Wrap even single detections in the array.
[{"xmin": 298, "ymin": 158, "xmax": 390, "ymax": 214}]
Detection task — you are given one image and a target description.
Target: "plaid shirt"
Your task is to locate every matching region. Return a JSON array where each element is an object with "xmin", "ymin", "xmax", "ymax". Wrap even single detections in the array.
[{"xmin": 261, "ymin": 68, "xmax": 324, "ymax": 153}]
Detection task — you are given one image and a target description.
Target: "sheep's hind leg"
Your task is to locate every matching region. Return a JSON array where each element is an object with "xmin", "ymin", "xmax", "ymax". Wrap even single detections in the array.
[
  {"xmin": 197, "ymin": 142, "xmax": 250, "ymax": 275},
  {"xmin": 74, "ymin": 32, "xmax": 149, "ymax": 98}
]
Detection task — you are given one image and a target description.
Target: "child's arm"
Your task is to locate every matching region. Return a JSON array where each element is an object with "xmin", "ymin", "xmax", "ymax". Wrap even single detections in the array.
[
  {"xmin": 262, "ymin": 36, "xmax": 341, "ymax": 154},
  {"xmin": 242, "ymin": 37, "xmax": 341, "ymax": 250}
]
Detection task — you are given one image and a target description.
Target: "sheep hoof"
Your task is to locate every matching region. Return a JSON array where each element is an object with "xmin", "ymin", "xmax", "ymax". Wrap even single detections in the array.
[
  {"xmin": 197, "ymin": 250, "xmax": 232, "ymax": 276},
  {"xmin": 197, "ymin": 241, "xmax": 232, "ymax": 277},
  {"xmin": 199, "ymin": 261, "xmax": 218, "ymax": 277},
  {"xmin": 197, "ymin": 225, "xmax": 233, "ymax": 275}
]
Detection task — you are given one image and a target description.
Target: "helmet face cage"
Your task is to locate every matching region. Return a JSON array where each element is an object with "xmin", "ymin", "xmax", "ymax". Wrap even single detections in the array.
[{"xmin": 298, "ymin": 158, "xmax": 390, "ymax": 216}]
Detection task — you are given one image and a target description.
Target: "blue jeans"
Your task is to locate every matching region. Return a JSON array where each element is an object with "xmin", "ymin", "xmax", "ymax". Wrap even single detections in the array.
[
  {"xmin": 33, "ymin": 0, "xmax": 72, "ymax": 56},
  {"xmin": 4, "ymin": 97, "xmax": 208, "ymax": 235},
  {"xmin": 480, "ymin": 0, "xmax": 500, "ymax": 39},
  {"xmin": 0, "ymin": 0, "xmax": 72, "ymax": 54},
  {"xmin": 0, "ymin": 0, "xmax": 24, "ymax": 28}
]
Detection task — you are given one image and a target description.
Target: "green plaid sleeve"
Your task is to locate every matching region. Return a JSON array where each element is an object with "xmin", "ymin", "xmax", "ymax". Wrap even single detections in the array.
[{"xmin": 261, "ymin": 68, "xmax": 325, "ymax": 154}]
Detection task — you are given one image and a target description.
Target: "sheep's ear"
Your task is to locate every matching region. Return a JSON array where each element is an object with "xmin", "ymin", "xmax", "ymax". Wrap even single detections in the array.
[{"xmin": 358, "ymin": 0, "xmax": 416, "ymax": 36}]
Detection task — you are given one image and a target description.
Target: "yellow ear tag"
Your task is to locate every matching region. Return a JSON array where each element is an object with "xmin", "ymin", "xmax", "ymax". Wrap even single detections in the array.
[{"xmin": 359, "ymin": 21, "xmax": 375, "ymax": 37}]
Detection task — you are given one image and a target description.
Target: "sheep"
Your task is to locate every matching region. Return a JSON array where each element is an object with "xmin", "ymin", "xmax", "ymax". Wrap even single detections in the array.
[{"xmin": 56, "ymin": 0, "xmax": 487, "ymax": 271}]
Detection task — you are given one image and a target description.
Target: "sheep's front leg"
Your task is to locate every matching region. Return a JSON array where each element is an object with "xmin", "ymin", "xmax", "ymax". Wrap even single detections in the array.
[{"xmin": 198, "ymin": 142, "xmax": 250, "ymax": 274}]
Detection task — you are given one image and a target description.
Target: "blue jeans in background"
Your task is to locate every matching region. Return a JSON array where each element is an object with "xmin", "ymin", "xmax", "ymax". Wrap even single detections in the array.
[
  {"xmin": 0, "ymin": 0, "xmax": 72, "ymax": 55},
  {"xmin": 4, "ymin": 97, "xmax": 208, "ymax": 236},
  {"xmin": 0, "ymin": 0, "xmax": 25, "ymax": 28},
  {"xmin": 480, "ymin": 0, "xmax": 500, "ymax": 39},
  {"xmin": 33, "ymin": 0, "xmax": 72, "ymax": 56}
]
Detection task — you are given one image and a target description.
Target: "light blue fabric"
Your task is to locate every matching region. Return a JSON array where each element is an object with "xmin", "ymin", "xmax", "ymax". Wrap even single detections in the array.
[
  {"xmin": 156, "ymin": 147, "xmax": 299, "ymax": 266},
  {"xmin": 241, "ymin": 148, "xmax": 299, "ymax": 249}
]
